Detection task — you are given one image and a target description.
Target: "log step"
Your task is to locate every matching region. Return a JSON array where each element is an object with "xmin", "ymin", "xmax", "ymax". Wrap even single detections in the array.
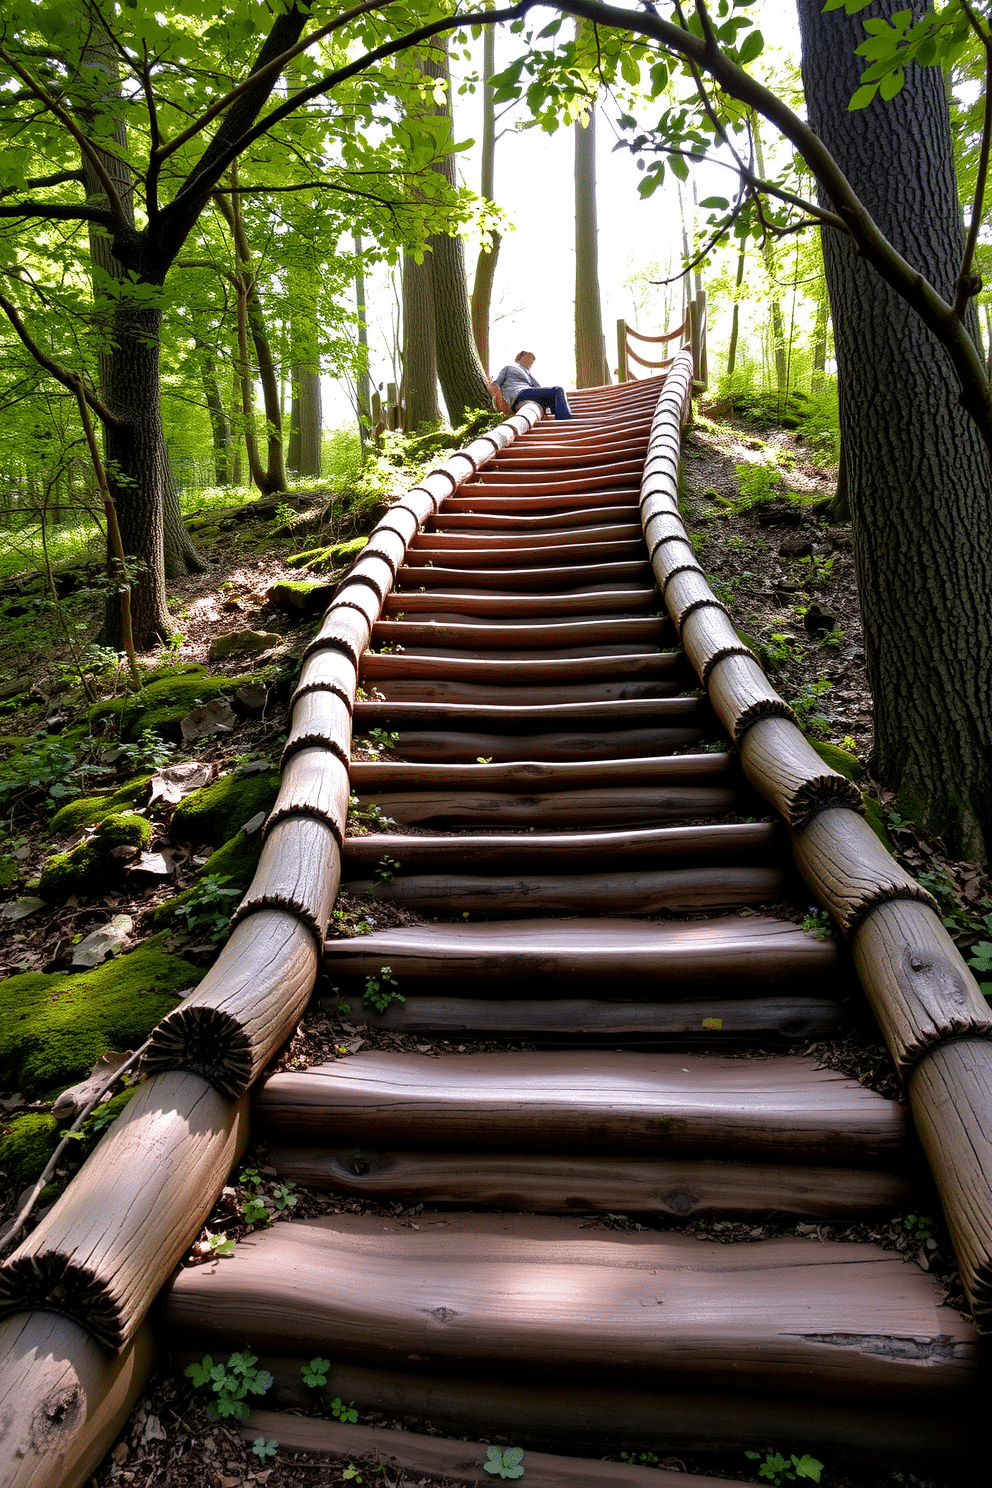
[
  {"xmin": 349, "ymin": 754, "xmax": 734, "ymax": 791},
  {"xmin": 394, "ymin": 561, "xmax": 654, "ymax": 591},
  {"xmin": 403, "ymin": 540, "xmax": 647, "ymax": 567},
  {"xmin": 341, "ymin": 823, "xmax": 784, "ymax": 873},
  {"xmin": 340, "ymin": 865, "xmax": 790, "ymax": 915},
  {"xmin": 381, "ymin": 589, "xmax": 659, "ymax": 617},
  {"xmin": 347, "ymin": 786, "xmax": 745, "ymax": 829},
  {"xmin": 423, "ymin": 504, "xmax": 641, "ymax": 530},
  {"xmin": 442, "ymin": 489, "xmax": 641, "ymax": 513},
  {"xmin": 323, "ymin": 914, "xmax": 837, "ymax": 989},
  {"xmin": 360, "ymin": 678, "xmax": 684, "ymax": 705},
  {"xmin": 371, "ymin": 727, "xmax": 715, "ymax": 762},
  {"xmin": 161, "ymin": 1213, "xmax": 977, "ymax": 1399},
  {"xmin": 266, "ymin": 1150, "xmax": 913, "ymax": 1220},
  {"xmin": 359, "ymin": 652, "xmax": 686, "ymax": 683},
  {"xmin": 257, "ymin": 1051, "xmax": 906, "ymax": 1164},
  {"xmin": 370, "ymin": 616, "xmax": 672, "ymax": 649},
  {"xmin": 322, "ymin": 993, "xmax": 846, "ymax": 1043},
  {"xmin": 413, "ymin": 522, "xmax": 645, "ymax": 547},
  {"xmin": 351, "ymin": 697, "xmax": 710, "ymax": 728}
]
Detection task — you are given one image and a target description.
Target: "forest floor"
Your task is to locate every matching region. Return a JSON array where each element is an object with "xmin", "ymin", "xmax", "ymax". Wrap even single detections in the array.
[{"xmin": 0, "ymin": 406, "xmax": 989, "ymax": 1488}]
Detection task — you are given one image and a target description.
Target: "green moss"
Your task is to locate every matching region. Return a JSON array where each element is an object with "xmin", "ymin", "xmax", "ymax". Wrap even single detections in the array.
[
  {"xmin": 151, "ymin": 828, "xmax": 262, "ymax": 926},
  {"xmin": 0, "ymin": 934, "xmax": 201, "ymax": 1098},
  {"xmin": 287, "ymin": 535, "xmax": 366, "ymax": 573},
  {"xmin": 88, "ymin": 668, "xmax": 260, "ymax": 741},
  {"xmin": 50, "ymin": 774, "xmax": 152, "ymax": 835},
  {"xmin": 0, "ymin": 1112, "xmax": 60, "ymax": 1189},
  {"xmin": 170, "ymin": 768, "xmax": 280, "ymax": 847},
  {"xmin": 39, "ymin": 811, "xmax": 154, "ymax": 899},
  {"xmin": 810, "ymin": 740, "xmax": 862, "ymax": 782},
  {"xmin": 0, "ymin": 735, "xmax": 33, "ymax": 753},
  {"xmin": 862, "ymin": 793, "xmax": 893, "ymax": 851}
]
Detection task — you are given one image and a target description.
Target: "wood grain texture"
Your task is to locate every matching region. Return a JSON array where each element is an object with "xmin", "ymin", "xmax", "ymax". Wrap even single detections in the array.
[
  {"xmin": 349, "ymin": 753, "xmax": 732, "ymax": 792},
  {"xmin": 341, "ymin": 822, "xmax": 782, "ymax": 873},
  {"xmin": 268, "ymin": 747, "xmax": 349, "ymax": 839},
  {"xmin": 330, "ymin": 578, "xmax": 380, "ymax": 627},
  {"xmin": 283, "ymin": 689, "xmax": 352, "ymax": 765},
  {"xmin": 707, "ymin": 654, "xmax": 797, "ymax": 739},
  {"xmin": 404, "ymin": 540, "xmax": 646, "ymax": 568},
  {"xmin": 359, "ymin": 651, "xmax": 684, "ymax": 684},
  {"xmin": 426, "ymin": 504, "xmax": 641, "ymax": 532},
  {"xmin": 267, "ymin": 1149, "xmax": 912, "ymax": 1219},
  {"xmin": 0, "ymin": 1315, "xmax": 155, "ymax": 1488},
  {"xmin": 347, "ymin": 785, "xmax": 742, "ymax": 829},
  {"xmin": 368, "ymin": 726, "xmax": 712, "ymax": 762},
  {"xmin": 473, "ymin": 460, "xmax": 644, "ymax": 489},
  {"xmin": 230, "ymin": 1361, "xmax": 975, "ymax": 1466},
  {"xmin": 739, "ymin": 717, "xmax": 862, "ymax": 827},
  {"xmin": 381, "ymin": 588, "xmax": 659, "ymax": 617},
  {"xmin": 362, "ymin": 677, "xmax": 681, "ymax": 706},
  {"xmin": 144, "ymin": 908, "xmax": 317, "ymax": 1095},
  {"xmin": 341, "ymin": 865, "xmax": 790, "ymax": 916},
  {"xmin": 292, "ymin": 647, "xmax": 358, "ymax": 709},
  {"xmin": 851, "ymin": 899, "xmax": 992, "ymax": 1073},
  {"xmin": 395, "ymin": 560, "xmax": 654, "ymax": 592},
  {"xmin": 161, "ymin": 1213, "xmax": 975, "ymax": 1398},
  {"xmin": 323, "ymin": 914, "xmax": 837, "ymax": 987},
  {"xmin": 351, "ymin": 696, "xmax": 708, "ymax": 728},
  {"xmin": 233, "ymin": 816, "xmax": 340, "ymax": 939},
  {"xmin": 413, "ymin": 522, "xmax": 644, "ymax": 549},
  {"xmin": 443, "ymin": 489, "xmax": 642, "ymax": 515},
  {"xmin": 0, "ymin": 1074, "xmax": 248, "ymax": 1353},
  {"xmin": 259, "ymin": 1051, "xmax": 905, "ymax": 1162},
  {"xmin": 680, "ymin": 607, "xmax": 756, "ymax": 683},
  {"xmin": 303, "ymin": 604, "xmax": 372, "ymax": 667},
  {"xmin": 909, "ymin": 1038, "xmax": 992, "ymax": 1326},
  {"xmin": 321, "ymin": 993, "xmax": 846, "ymax": 1042},
  {"xmin": 664, "ymin": 570, "xmax": 724, "ymax": 631},
  {"xmin": 370, "ymin": 616, "xmax": 671, "ymax": 649},
  {"xmin": 790, "ymin": 808, "xmax": 938, "ymax": 934},
  {"xmin": 238, "ymin": 1410, "xmax": 751, "ymax": 1488}
]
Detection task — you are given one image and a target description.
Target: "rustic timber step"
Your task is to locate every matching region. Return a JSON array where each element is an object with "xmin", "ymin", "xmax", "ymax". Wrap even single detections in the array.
[
  {"xmin": 161, "ymin": 1213, "xmax": 976, "ymax": 1400},
  {"xmin": 403, "ymin": 540, "xmax": 647, "ymax": 567},
  {"xmin": 348, "ymin": 754, "xmax": 734, "ymax": 792},
  {"xmin": 347, "ymin": 786, "xmax": 745, "ymax": 829},
  {"xmin": 360, "ymin": 652, "xmax": 685, "ymax": 683},
  {"xmin": 236, "ymin": 1413, "xmax": 746, "ymax": 1488},
  {"xmin": 414, "ymin": 523, "xmax": 645, "ymax": 548},
  {"xmin": 340, "ymin": 864, "xmax": 789, "ymax": 915},
  {"xmin": 362, "ymin": 679, "xmax": 683, "ymax": 704},
  {"xmin": 258, "ymin": 1052, "xmax": 905, "ymax": 1164},
  {"xmin": 443, "ymin": 488, "xmax": 641, "ymax": 513},
  {"xmin": 266, "ymin": 1150, "xmax": 912, "ymax": 1220},
  {"xmin": 322, "ymin": 914, "xmax": 837, "ymax": 988},
  {"xmin": 351, "ymin": 697, "xmax": 710, "ymax": 728},
  {"xmin": 424, "ymin": 504, "xmax": 641, "ymax": 530},
  {"xmin": 323, "ymin": 993, "xmax": 845, "ymax": 1043},
  {"xmin": 380, "ymin": 588, "xmax": 659, "ymax": 617},
  {"xmin": 371, "ymin": 726, "xmax": 714, "ymax": 761},
  {"xmin": 394, "ymin": 560, "xmax": 654, "ymax": 591},
  {"xmin": 370, "ymin": 616, "xmax": 672, "ymax": 648},
  {"xmin": 341, "ymin": 823, "xmax": 784, "ymax": 873},
  {"xmin": 469, "ymin": 463, "xmax": 644, "ymax": 491}
]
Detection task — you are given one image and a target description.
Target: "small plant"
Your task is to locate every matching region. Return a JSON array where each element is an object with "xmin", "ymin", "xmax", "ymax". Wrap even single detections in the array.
[
  {"xmin": 184, "ymin": 1350, "xmax": 273, "ymax": 1422},
  {"xmin": 342, "ymin": 1466, "xmax": 364, "ymax": 1483},
  {"xmin": 252, "ymin": 1438, "xmax": 278, "ymax": 1461},
  {"xmin": 788, "ymin": 678, "xmax": 832, "ymax": 738},
  {"xmin": 745, "ymin": 1449, "xmax": 823, "ymax": 1484},
  {"xmin": 373, "ymin": 854, "xmax": 401, "ymax": 884},
  {"xmin": 331, "ymin": 1396, "xmax": 359, "ymax": 1423},
  {"xmin": 800, "ymin": 908, "xmax": 832, "ymax": 941},
  {"xmin": 301, "ymin": 1356, "xmax": 331, "ymax": 1388},
  {"xmin": 903, "ymin": 1213, "xmax": 937, "ymax": 1246},
  {"xmin": 202, "ymin": 1229, "xmax": 236, "ymax": 1256},
  {"xmin": 369, "ymin": 727, "xmax": 399, "ymax": 750},
  {"xmin": 733, "ymin": 459, "xmax": 783, "ymax": 507},
  {"xmin": 272, "ymin": 1181, "xmax": 297, "ymax": 1210},
  {"xmin": 477, "ymin": 755, "xmax": 493, "ymax": 764},
  {"xmin": 363, "ymin": 966, "xmax": 405, "ymax": 1014},
  {"xmin": 483, "ymin": 1445, "xmax": 525, "ymax": 1479},
  {"xmin": 173, "ymin": 873, "xmax": 243, "ymax": 940},
  {"xmin": 116, "ymin": 727, "xmax": 176, "ymax": 771}
]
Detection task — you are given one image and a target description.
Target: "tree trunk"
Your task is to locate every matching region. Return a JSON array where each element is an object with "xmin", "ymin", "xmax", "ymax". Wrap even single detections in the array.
[
  {"xmin": 471, "ymin": 26, "xmax": 501, "ymax": 374},
  {"xmin": 421, "ymin": 42, "xmax": 493, "ymax": 426},
  {"xmin": 403, "ymin": 250, "xmax": 441, "ymax": 430},
  {"xmin": 355, "ymin": 232, "xmax": 373, "ymax": 451},
  {"xmin": 199, "ymin": 344, "xmax": 233, "ymax": 484},
  {"xmin": 798, "ymin": 0, "xmax": 992, "ymax": 861},
  {"xmin": 812, "ymin": 291, "xmax": 828, "ymax": 383},
  {"xmin": 574, "ymin": 101, "xmax": 604, "ymax": 388},
  {"xmin": 726, "ymin": 244, "xmax": 747, "ymax": 380},
  {"xmin": 287, "ymin": 242, "xmax": 322, "ymax": 477},
  {"xmin": 752, "ymin": 122, "xmax": 787, "ymax": 394}
]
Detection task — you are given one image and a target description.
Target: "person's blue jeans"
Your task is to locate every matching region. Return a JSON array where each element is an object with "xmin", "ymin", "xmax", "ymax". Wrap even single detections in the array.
[{"xmin": 513, "ymin": 386, "xmax": 573, "ymax": 419}]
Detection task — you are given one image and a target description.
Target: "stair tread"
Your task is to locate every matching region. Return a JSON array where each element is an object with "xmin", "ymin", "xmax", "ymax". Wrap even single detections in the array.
[
  {"xmin": 349, "ymin": 754, "xmax": 732, "ymax": 790},
  {"xmin": 352, "ymin": 696, "xmax": 708, "ymax": 724},
  {"xmin": 341, "ymin": 823, "xmax": 780, "ymax": 869},
  {"xmin": 162, "ymin": 1213, "xmax": 976, "ymax": 1399}
]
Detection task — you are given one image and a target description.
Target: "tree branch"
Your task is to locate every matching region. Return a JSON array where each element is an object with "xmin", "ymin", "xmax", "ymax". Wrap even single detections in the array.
[
  {"xmin": 0, "ymin": 292, "xmax": 122, "ymax": 428},
  {"xmin": 0, "ymin": 199, "xmax": 117, "ymax": 226},
  {"xmin": 956, "ymin": 29, "xmax": 992, "ymax": 317},
  {"xmin": 0, "ymin": 170, "xmax": 86, "ymax": 199}
]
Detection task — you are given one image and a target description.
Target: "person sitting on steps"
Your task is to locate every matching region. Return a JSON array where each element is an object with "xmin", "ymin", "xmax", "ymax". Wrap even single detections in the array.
[{"xmin": 489, "ymin": 350, "xmax": 573, "ymax": 420}]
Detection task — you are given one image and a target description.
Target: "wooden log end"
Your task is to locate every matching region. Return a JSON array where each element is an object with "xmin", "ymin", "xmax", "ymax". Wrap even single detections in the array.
[
  {"xmin": 289, "ymin": 679, "xmax": 355, "ymax": 712},
  {"xmin": 700, "ymin": 646, "xmax": 757, "ymax": 686},
  {"xmin": 280, "ymin": 734, "xmax": 350, "ymax": 769},
  {"xmin": 842, "ymin": 883, "xmax": 942, "ymax": 938},
  {"xmin": 230, "ymin": 895, "xmax": 324, "ymax": 946},
  {"xmin": 673, "ymin": 597, "xmax": 729, "ymax": 635},
  {"xmin": 661, "ymin": 562, "xmax": 706, "ymax": 596},
  {"xmin": 302, "ymin": 631, "xmax": 361, "ymax": 668},
  {"xmin": 732, "ymin": 698, "xmax": 798, "ymax": 741},
  {"xmin": 788, "ymin": 774, "xmax": 865, "ymax": 830},
  {"xmin": 264, "ymin": 804, "xmax": 344, "ymax": 846},
  {"xmin": 142, "ymin": 1005, "xmax": 253, "ymax": 1101},
  {"xmin": 0, "ymin": 1257, "xmax": 126, "ymax": 1356}
]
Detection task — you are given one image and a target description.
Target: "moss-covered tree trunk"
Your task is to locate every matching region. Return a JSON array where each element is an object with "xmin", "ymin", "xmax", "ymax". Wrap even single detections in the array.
[{"xmin": 798, "ymin": 0, "xmax": 992, "ymax": 861}]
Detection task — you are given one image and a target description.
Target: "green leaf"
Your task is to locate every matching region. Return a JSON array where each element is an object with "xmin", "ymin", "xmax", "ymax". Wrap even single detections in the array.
[
  {"xmin": 737, "ymin": 28, "xmax": 764, "ymax": 66},
  {"xmin": 848, "ymin": 83, "xmax": 878, "ymax": 110},
  {"xmin": 879, "ymin": 68, "xmax": 905, "ymax": 101},
  {"xmin": 699, "ymin": 196, "xmax": 729, "ymax": 209},
  {"xmin": 669, "ymin": 153, "xmax": 689, "ymax": 181}
]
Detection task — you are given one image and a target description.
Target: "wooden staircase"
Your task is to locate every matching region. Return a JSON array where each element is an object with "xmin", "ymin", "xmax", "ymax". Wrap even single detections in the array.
[{"xmin": 157, "ymin": 374, "xmax": 982, "ymax": 1477}]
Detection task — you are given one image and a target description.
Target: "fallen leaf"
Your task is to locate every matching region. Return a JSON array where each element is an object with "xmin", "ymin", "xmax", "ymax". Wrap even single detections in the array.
[{"xmin": 149, "ymin": 760, "xmax": 214, "ymax": 806}]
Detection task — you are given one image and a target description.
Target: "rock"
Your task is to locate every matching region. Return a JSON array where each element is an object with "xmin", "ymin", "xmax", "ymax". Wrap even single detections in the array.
[
  {"xmin": 180, "ymin": 697, "xmax": 237, "ymax": 742},
  {"xmin": 50, "ymin": 774, "xmax": 153, "ymax": 835},
  {"xmin": 701, "ymin": 397, "xmax": 733, "ymax": 419},
  {"xmin": 267, "ymin": 579, "xmax": 337, "ymax": 616},
  {"xmin": 778, "ymin": 534, "xmax": 813, "ymax": 559},
  {"xmin": 804, "ymin": 603, "xmax": 837, "ymax": 637},
  {"xmin": 40, "ymin": 815, "xmax": 154, "ymax": 901},
  {"xmin": 208, "ymin": 629, "xmax": 281, "ymax": 660},
  {"xmin": 149, "ymin": 760, "xmax": 214, "ymax": 807},
  {"xmin": 755, "ymin": 501, "xmax": 804, "ymax": 528},
  {"xmin": 0, "ymin": 896, "xmax": 46, "ymax": 922},
  {"xmin": 233, "ymin": 684, "xmax": 268, "ymax": 715},
  {"xmin": 241, "ymin": 811, "xmax": 266, "ymax": 835},
  {"xmin": 71, "ymin": 914, "xmax": 134, "ymax": 969},
  {"xmin": 51, "ymin": 1050, "xmax": 130, "ymax": 1120},
  {"xmin": 125, "ymin": 850, "xmax": 177, "ymax": 886}
]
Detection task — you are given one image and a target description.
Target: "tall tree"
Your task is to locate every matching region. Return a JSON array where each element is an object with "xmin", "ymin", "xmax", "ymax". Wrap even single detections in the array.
[
  {"xmin": 403, "ymin": 248, "xmax": 441, "ymax": 428},
  {"xmin": 471, "ymin": 25, "xmax": 502, "ymax": 373},
  {"xmin": 574, "ymin": 99, "xmax": 605, "ymax": 387}
]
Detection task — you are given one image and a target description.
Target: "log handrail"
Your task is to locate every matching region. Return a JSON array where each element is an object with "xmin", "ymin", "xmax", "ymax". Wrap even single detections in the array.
[{"xmin": 617, "ymin": 291, "xmax": 705, "ymax": 388}]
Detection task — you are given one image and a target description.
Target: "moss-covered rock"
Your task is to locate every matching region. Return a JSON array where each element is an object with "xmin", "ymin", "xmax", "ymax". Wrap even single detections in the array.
[
  {"xmin": 0, "ymin": 1112, "xmax": 60, "ymax": 1189},
  {"xmin": 39, "ymin": 812, "xmax": 154, "ymax": 900},
  {"xmin": 810, "ymin": 740, "xmax": 862, "ymax": 782},
  {"xmin": 287, "ymin": 535, "xmax": 367, "ymax": 573},
  {"xmin": 50, "ymin": 774, "xmax": 152, "ymax": 835},
  {"xmin": 150, "ymin": 827, "xmax": 263, "ymax": 927},
  {"xmin": 267, "ymin": 579, "xmax": 336, "ymax": 616},
  {"xmin": 89, "ymin": 668, "xmax": 262, "ymax": 742},
  {"xmin": 0, "ymin": 734, "xmax": 33, "ymax": 753},
  {"xmin": 0, "ymin": 934, "xmax": 200, "ymax": 1098},
  {"xmin": 170, "ymin": 768, "xmax": 280, "ymax": 848},
  {"xmin": 208, "ymin": 629, "xmax": 281, "ymax": 660}
]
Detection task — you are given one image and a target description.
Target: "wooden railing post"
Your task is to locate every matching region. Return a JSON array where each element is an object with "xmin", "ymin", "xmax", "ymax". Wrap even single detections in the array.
[
  {"xmin": 616, "ymin": 318, "xmax": 628, "ymax": 383},
  {"xmin": 386, "ymin": 381, "xmax": 400, "ymax": 432},
  {"xmin": 695, "ymin": 288, "xmax": 708, "ymax": 391}
]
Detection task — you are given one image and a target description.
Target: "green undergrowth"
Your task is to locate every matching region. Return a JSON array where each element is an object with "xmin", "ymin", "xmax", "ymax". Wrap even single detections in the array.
[
  {"xmin": 39, "ymin": 811, "xmax": 153, "ymax": 900},
  {"xmin": 88, "ymin": 665, "xmax": 266, "ymax": 741},
  {"xmin": 809, "ymin": 740, "xmax": 861, "ymax": 782},
  {"xmin": 151, "ymin": 830, "xmax": 264, "ymax": 929},
  {"xmin": 49, "ymin": 774, "xmax": 153, "ymax": 834},
  {"xmin": 170, "ymin": 768, "xmax": 281, "ymax": 847},
  {"xmin": 0, "ymin": 934, "xmax": 201, "ymax": 1098},
  {"xmin": 0, "ymin": 1087, "xmax": 136, "ymax": 1193}
]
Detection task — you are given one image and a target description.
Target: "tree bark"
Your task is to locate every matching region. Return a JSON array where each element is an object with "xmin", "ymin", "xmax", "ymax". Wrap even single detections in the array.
[
  {"xmin": 422, "ymin": 42, "xmax": 493, "ymax": 426},
  {"xmin": 471, "ymin": 26, "xmax": 501, "ymax": 374},
  {"xmin": 198, "ymin": 343, "xmax": 233, "ymax": 485},
  {"xmin": 403, "ymin": 250, "xmax": 441, "ymax": 430},
  {"xmin": 355, "ymin": 232, "xmax": 373, "ymax": 451},
  {"xmin": 726, "ymin": 243, "xmax": 747, "ymax": 381},
  {"xmin": 574, "ymin": 102, "xmax": 604, "ymax": 388},
  {"xmin": 798, "ymin": 0, "xmax": 992, "ymax": 861}
]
